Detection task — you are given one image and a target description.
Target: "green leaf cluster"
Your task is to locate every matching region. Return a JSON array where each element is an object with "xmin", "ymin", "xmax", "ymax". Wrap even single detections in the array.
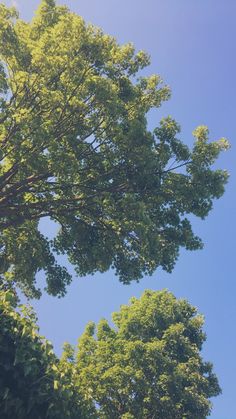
[
  {"xmin": 0, "ymin": 290, "xmax": 96, "ymax": 418},
  {"xmin": 0, "ymin": 289, "xmax": 221, "ymax": 418},
  {"xmin": 0, "ymin": 1, "xmax": 229, "ymax": 297},
  {"xmin": 76, "ymin": 290, "xmax": 221, "ymax": 418}
]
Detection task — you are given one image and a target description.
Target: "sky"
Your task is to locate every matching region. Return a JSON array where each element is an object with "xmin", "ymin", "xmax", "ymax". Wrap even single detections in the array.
[{"xmin": 3, "ymin": 1, "xmax": 236, "ymax": 417}]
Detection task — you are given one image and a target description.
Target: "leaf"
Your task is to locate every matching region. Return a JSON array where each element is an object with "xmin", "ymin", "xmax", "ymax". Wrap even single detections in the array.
[{"xmin": 54, "ymin": 380, "xmax": 59, "ymax": 390}]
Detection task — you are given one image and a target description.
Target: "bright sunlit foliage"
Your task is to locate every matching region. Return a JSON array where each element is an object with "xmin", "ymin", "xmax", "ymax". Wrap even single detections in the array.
[{"xmin": 0, "ymin": 0, "xmax": 229, "ymax": 299}]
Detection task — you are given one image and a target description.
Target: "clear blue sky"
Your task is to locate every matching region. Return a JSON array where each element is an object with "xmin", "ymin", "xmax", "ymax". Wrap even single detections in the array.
[{"xmin": 4, "ymin": 1, "xmax": 236, "ymax": 417}]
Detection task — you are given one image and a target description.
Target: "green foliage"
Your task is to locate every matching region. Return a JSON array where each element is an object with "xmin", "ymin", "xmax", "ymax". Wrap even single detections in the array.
[
  {"xmin": 76, "ymin": 290, "xmax": 221, "ymax": 418},
  {"xmin": 0, "ymin": 1, "xmax": 229, "ymax": 297},
  {"xmin": 0, "ymin": 289, "xmax": 221, "ymax": 418},
  {"xmin": 0, "ymin": 290, "xmax": 96, "ymax": 418}
]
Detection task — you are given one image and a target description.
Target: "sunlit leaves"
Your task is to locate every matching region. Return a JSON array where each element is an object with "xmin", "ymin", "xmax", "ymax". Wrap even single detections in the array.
[
  {"xmin": 0, "ymin": 290, "xmax": 96, "ymax": 418},
  {"xmin": 0, "ymin": 289, "xmax": 221, "ymax": 418},
  {"xmin": 0, "ymin": 1, "xmax": 229, "ymax": 297},
  {"xmin": 76, "ymin": 290, "xmax": 221, "ymax": 418}
]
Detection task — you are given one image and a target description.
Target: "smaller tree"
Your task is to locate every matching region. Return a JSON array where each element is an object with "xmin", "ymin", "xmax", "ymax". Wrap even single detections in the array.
[
  {"xmin": 76, "ymin": 290, "xmax": 221, "ymax": 418},
  {"xmin": 0, "ymin": 291, "xmax": 96, "ymax": 419}
]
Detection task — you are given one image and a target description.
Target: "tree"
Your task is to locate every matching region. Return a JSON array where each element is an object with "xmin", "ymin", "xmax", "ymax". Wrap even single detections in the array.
[
  {"xmin": 76, "ymin": 290, "xmax": 221, "ymax": 418},
  {"xmin": 0, "ymin": 289, "xmax": 221, "ymax": 418},
  {"xmin": 0, "ymin": 1, "xmax": 229, "ymax": 298},
  {"xmin": 0, "ymin": 290, "xmax": 96, "ymax": 418}
]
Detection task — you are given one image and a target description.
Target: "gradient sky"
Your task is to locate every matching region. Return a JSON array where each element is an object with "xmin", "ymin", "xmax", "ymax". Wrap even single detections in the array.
[{"xmin": 3, "ymin": 1, "xmax": 236, "ymax": 418}]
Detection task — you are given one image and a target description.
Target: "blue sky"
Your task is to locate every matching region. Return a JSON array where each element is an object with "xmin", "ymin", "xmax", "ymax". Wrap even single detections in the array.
[{"xmin": 4, "ymin": 1, "xmax": 236, "ymax": 417}]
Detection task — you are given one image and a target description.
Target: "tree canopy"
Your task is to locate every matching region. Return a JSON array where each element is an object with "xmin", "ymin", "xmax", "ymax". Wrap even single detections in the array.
[
  {"xmin": 0, "ymin": 289, "xmax": 221, "ymax": 418},
  {"xmin": 0, "ymin": 0, "xmax": 229, "ymax": 298},
  {"xmin": 76, "ymin": 290, "xmax": 221, "ymax": 418}
]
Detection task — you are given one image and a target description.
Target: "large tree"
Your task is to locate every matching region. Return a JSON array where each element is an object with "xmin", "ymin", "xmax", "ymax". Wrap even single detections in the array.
[
  {"xmin": 76, "ymin": 290, "xmax": 221, "ymax": 418},
  {"xmin": 0, "ymin": 1, "xmax": 229, "ymax": 298}
]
